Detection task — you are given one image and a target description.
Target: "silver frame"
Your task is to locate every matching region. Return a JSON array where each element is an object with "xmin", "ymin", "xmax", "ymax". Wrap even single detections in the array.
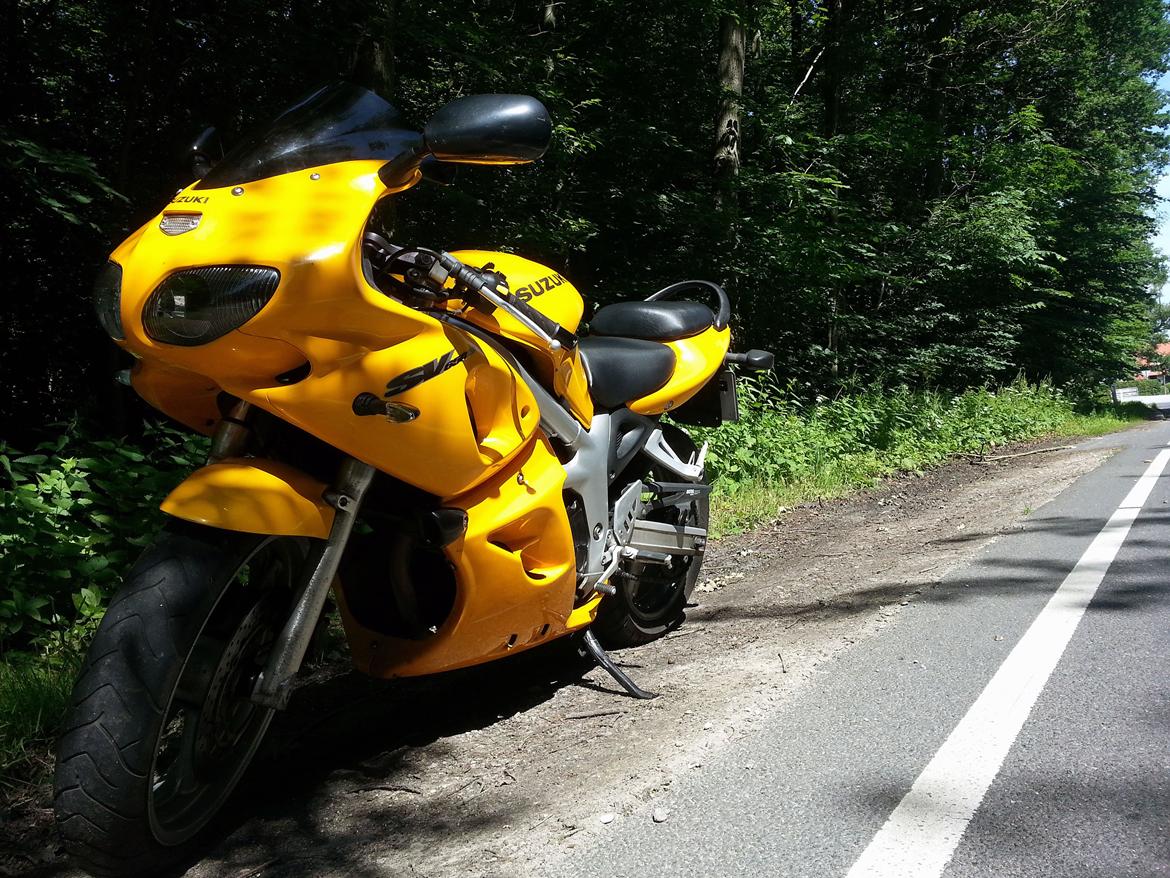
[{"xmin": 438, "ymin": 315, "xmax": 706, "ymax": 593}]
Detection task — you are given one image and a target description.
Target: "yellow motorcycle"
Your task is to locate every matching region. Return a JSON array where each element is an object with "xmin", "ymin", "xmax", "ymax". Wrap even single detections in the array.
[{"xmin": 54, "ymin": 83, "xmax": 772, "ymax": 876}]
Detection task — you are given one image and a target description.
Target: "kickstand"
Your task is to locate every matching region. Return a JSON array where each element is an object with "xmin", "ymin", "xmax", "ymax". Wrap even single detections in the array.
[{"xmin": 582, "ymin": 630, "xmax": 658, "ymax": 700}]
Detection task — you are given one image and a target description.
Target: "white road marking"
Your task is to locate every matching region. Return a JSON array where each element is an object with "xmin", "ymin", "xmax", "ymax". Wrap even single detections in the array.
[{"xmin": 845, "ymin": 446, "xmax": 1170, "ymax": 878}]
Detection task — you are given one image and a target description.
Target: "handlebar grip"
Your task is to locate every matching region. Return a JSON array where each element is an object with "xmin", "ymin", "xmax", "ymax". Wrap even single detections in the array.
[
  {"xmin": 442, "ymin": 255, "xmax": 577, "ymax": 349},
  {"xmin": 507, "ymin": 294, "xmax": 578, "ymax": 348}
]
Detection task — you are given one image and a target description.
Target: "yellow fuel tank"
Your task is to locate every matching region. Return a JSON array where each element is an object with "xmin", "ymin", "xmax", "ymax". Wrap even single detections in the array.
[{"xmin": 446, "ymin": 250, "xmax": 593, "ymax": 426}]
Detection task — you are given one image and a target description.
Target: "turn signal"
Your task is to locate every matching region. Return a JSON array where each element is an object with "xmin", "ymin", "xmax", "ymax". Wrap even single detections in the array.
[
  {"xmin": 93, "ymin": 261, "xmax": 124, "ymax": 340},
  {"xmin": 159, "ymin": 213, "xmax": 202, "ymax": 235}
]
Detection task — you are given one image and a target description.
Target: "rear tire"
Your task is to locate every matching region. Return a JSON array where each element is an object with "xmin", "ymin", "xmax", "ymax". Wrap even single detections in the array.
[
  {"xmin": 54, "ymin": 525, "xmax": 303, "ymax": 877},
  {"xmin": 594, "ymin": 425, "xmax": 709, "ymax": 648}
]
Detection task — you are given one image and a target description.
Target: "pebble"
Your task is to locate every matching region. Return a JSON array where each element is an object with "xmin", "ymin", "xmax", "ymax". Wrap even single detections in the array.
[
  {"xmin": 652, "ymin": 807, "xmax": 670, "ymax": 824},
  {"xmin": 599, "ymin": 812, "xmax": 615, "ymax": 825}
]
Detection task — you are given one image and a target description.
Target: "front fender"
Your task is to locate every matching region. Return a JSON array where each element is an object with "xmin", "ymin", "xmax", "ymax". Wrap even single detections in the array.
[{"xmin": 161, "ymin": 458, "xmax": 335, "ymax": 538}]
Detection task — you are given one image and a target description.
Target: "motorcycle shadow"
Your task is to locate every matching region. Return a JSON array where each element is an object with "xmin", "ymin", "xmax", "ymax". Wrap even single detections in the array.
[{"xmin": 195, "ymin": 634, "xmax": 597, "ymax": 871}]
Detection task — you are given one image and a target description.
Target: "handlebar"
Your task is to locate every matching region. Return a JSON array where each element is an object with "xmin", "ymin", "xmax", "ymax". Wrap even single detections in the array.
[{"xmin": 430, "ymin": 252, "xmax": 578, "ymax": 351}]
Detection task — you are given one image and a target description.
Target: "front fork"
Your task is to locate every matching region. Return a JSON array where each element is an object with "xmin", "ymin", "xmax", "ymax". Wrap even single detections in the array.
[
  {"xmin": 251, "ymin": 457, "xmax": 375, "ymax": 709},
  {"xmin": 207, "ymin": 399, "xmax": 377, "ymax": 710}
]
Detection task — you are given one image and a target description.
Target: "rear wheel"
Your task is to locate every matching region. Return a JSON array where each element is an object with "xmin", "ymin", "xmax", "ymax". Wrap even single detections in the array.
[
  {"xmin": 594, "ymin": 425, "xmax": 709, "ymax": 648},
  {"xmin": 54, "ymin": 525, "xmax": 304, "ymax": 877}
]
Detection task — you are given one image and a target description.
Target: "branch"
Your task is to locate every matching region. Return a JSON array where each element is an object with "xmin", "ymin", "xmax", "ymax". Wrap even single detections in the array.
[
  {"xmin": 965, "ymin": 445, "xmax": 1075, "ymax": 462},
  {"xmin": 790, "ymin": 46, "xmax": 826, "ymax": 105}
]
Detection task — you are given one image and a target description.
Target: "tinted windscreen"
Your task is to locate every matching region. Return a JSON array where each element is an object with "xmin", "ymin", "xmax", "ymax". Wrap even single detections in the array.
[{"xmin": 195, "ymin": 83, "xmax": 419, "ymax": 189}]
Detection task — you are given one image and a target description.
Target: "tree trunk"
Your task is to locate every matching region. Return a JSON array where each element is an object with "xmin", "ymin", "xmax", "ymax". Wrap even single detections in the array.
[
  {"xmin": 714, "ymin": 14, "xmax": 747, "ymax": 210},
  {"xmin": 350, "ymin": 0, "xmax": 397, "ymax": 97},
  {"xmin": 791, "ymin": 0, "xmax": 803, "ymax": 89},
  {"xmin": 350, "ymin": 0, "xmax": 398, "ymax": 239},
  {"xmin": 820, "ymin": 0, "xmax": 843, "ymax": 137},
  {"xmin": 921, "ymin": 7, "xmax": 957, "ymax": 201}
]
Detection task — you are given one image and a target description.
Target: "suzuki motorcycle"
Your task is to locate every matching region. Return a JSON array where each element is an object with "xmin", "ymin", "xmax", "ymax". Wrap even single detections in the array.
[{"xmin": 54, "ymin": 83, "xmax": 772, "ymax": 876}]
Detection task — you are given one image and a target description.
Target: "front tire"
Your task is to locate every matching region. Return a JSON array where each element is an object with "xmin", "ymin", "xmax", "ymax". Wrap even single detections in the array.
[{"xmin": 54, "ymin": 525, "xmax": 303, "ymax": 877}]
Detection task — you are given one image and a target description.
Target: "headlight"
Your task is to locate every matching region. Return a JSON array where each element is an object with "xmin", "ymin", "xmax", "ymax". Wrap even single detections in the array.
[
  {"xmin": 93, "ymin": 262, "xmax": 124, "ymax": 340},
  {"xmin": 142, "ymin": 266, "xmax": 280, "ymax": 346}
]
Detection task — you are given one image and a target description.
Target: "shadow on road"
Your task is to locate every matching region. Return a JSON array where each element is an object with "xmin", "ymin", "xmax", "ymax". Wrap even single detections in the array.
[{"xmin": 694, "ymin": 508, "xmax": 1170, "ymax": 634}]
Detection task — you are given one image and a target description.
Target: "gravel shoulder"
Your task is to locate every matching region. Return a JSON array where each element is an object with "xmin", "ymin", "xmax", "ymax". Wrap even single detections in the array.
[{"xmin": 4, "ymin": 426, "xmax": 1146, "ymax": 878}]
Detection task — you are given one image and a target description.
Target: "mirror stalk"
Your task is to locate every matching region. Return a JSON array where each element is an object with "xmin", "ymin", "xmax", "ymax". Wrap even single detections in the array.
[
  {"xmin": 189, "ymin": 126, "xmax": 220, "ymax": 181},
  {"xmin": 378, "ymin": 139, "xmax": 426, "ymax": 189}
]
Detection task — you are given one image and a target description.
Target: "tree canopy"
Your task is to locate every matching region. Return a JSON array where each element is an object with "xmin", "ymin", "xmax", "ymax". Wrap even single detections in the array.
[{"xmin": 3, "ymin": 0, "xmax": 1169, "ymax": 442}]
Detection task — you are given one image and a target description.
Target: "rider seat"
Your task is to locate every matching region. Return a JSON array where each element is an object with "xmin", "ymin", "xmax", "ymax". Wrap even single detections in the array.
[
  {"xmin": 589, "ymin": 300, "xmax": 714, "ymax": 341},
  {"xmin": 577, "ymin": 336, "xmax": 676, "ymax": 409}
]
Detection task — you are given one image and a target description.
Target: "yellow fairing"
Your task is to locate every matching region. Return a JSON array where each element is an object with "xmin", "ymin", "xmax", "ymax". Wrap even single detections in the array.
[
  {"xmin": 337, "ymin": 435, "xmax": 599, "ymax": 678},
  {"xmin": 450, "ymin": 250, "xmax": 584, "ymax": 334},
  {"xmin": 130, "ymin": 359, "xmax": 221, "ymax": 435},
  {"xmin": 630, "ymin": 325, "xmax": 731, "ymax": 414},
  {"xmin": 161, "ymin": 458, "xmax": 334, "ymax": 537},
  {"xmin": 446, "ymin": 250, "xmax": 593, "ymax": 427},
  {"xmin": 107, "ymin": 159, "xmax": 602, "ymax": 679},
  {"xmin": 112, "ymin": 162, "xmax": 542, "ymax": 498}
]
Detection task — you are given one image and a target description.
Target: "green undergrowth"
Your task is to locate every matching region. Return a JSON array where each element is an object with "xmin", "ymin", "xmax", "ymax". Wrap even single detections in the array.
[
  {"xmin": 0, "ymin": 651, "xmax": 78, "ymax": 794},
  {"xmin": 695, "ymin": 377, "xmax": 1147, "ymax": 537},
  {"xmin": 1115, "ymin": 378, "xmax": 1167, "ymax": 395},
  {"xmin": 0, "ymin": 422, "xmax": 208, "ymax": 654},
  {"xmin": 1, "ymin": 422, "xmax": 206, "ymax": 796}
]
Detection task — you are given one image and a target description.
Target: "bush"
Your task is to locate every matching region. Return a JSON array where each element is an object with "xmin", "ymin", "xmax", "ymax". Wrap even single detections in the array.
[
  {"xmin": 1, "ymin": 384, "xmax": 1141, "ymax": 646},
  {"xmin": 692, "ymin": 375, "xmax": 1141, "ymax": 533},
  {"xmin": 0, "ymin": 422, "xmax": 207, "ymax": 653},
  {"xmin": 0, "ymin": 383, "xmax": 1144, "ymax": 793}
]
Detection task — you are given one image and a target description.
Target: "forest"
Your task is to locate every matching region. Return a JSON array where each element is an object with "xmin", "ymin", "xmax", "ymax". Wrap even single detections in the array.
[
  {"xmin": 2, "ymin": 0, "xmax": 1169, "ymax": 805},
  {"xmin": 4, "ymin": 0, "xmax": 1170, "ymax": 437}
]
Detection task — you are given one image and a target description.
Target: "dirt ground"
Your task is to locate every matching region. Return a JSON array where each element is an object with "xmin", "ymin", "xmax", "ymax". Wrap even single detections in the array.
[{"xmin": 2, "ymin": 428, "xmax": 1140, "ymax": 878}]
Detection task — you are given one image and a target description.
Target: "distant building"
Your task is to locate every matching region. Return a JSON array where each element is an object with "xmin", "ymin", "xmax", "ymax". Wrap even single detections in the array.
[{"xmin": 1136, "ymin": 341, "xmax": 1170, "ymax": 380}]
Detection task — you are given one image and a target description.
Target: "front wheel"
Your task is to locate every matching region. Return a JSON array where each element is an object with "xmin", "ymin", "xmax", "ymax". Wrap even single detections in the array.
[
  {"xmin": 54, "ymin": 525, "xmax": 305, "ymax": 877},
  {"xmin": 594, "ymin": 424, "xmax": 710, "ymax": 648}
]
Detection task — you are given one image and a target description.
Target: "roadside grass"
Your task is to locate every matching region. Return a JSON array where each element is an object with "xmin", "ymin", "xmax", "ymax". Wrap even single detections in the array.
[
  {"xmin": 700, "ymin": 379, "xmax": 1148, "ymax": 537},
  {"xmin": 1045, "ymin": 410, "xmax": 1148, "ymax": 438},
  {"xmin": 0, "ymin": 651, "xmax": 77, "ymax": 798}
]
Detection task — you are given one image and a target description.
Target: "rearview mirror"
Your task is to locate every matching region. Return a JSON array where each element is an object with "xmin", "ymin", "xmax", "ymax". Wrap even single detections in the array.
[
  {"xmin": 379, "ymin": 94, "xmax": 552, "ymax": 189},
  {"xmin": 423, "ymin": 94, "xmax": 552, "ymax": 165}
]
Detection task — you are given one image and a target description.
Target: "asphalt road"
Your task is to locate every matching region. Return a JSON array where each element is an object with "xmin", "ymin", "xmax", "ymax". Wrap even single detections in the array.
[{"xmin": 552, "ymin": 423, "xmax": 1170, "ymax": 878}]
